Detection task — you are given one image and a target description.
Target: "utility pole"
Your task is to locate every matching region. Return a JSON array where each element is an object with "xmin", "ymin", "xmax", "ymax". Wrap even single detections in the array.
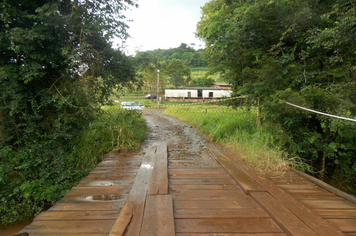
[{"xmin": 157, "ymin": 69, "xmax": 160, "ymax": 105}]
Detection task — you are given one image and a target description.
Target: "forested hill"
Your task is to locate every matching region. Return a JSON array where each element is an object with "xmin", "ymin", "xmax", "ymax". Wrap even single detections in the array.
[
  {"xmin": 197, "ymin": 0, "xmax": 356, "ymax": 194},
  {"xmin": 134, "ymin": 43, "xmax": 208, "ymax": 68}
]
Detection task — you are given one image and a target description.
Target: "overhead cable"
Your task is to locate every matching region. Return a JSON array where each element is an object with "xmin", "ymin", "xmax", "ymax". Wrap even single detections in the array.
[{"xmin": 285, "ymin": 102, "xmax": 356, "ymax": 122}]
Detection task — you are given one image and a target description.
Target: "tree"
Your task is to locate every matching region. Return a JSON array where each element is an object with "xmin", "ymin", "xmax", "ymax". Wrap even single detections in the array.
[
  {"xmin": 197, "ymin": 0, "xmax": 356, "ymax": 193},
  {"xmin": 193, "ymin": 77, "xmax": 215, "ymax": 87},
  {"xmin": 0, "ymin": 0, "xmax": 136, "ymax": 225},
  {"xmin": 134, "ymin": 43, "xmax": 208, "ymax": 68},
  {"xmin": 167, "ymin": 59, "xmax": 191, "ymax": 88}
]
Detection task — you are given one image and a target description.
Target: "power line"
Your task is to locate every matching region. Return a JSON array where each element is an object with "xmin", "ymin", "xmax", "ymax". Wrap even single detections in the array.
[{"xmin": 285, "ymin": 102, "xmax": 356, "ymax": 122}]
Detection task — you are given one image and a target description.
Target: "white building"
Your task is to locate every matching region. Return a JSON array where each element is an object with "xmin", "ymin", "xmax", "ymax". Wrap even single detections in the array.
[{"xmin": 165, "ymin": 87, "xmax": 232, "ymax": 100}]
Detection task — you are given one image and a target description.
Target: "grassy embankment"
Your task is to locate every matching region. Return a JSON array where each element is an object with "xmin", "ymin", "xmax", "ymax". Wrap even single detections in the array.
[{"xmin": 164, "ymin": 104, "xmax": 296, "ymax": 174}]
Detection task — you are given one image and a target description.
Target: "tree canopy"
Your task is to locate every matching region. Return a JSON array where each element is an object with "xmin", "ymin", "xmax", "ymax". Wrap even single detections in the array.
[
  {"xmin": 0, "ymin": 0, "xmax": 136, "ymax": 224},
  {"xmin": 134, "ymin": 43, "xmax": 208, "ymax": 68},
  {"xmin": 197, "ymin": 0, "xmax": 356, "ymax": 193}
]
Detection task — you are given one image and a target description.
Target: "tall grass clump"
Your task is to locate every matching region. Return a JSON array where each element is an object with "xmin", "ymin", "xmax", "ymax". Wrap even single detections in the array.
[
  {"xmin": 165, "ymin": 105, "xmax": 291, "ymax": 174},
  {"xmin": 71, "ymin": 110, "xmax": 146, "ymax": 170}
]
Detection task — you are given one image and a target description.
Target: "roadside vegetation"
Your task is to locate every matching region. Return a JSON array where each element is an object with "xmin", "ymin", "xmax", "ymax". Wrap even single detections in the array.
[
  {"xmin": 197, "ymin": 0, "xmax": 356, "ymax": 195},
  {"xmin": 0, "ymin": 0, "xmax": 144, "ymax": 226},
  {"xmin": 1, "ymin": 110, "xmax": 145, "ymax": 226},
  {"xmin": 164, "ymin": 104, "xmax": 294, "ymax": 174}
]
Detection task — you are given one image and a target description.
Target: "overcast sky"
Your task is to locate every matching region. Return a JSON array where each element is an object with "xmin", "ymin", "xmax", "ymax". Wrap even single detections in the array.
[{"xmin": 118, "ymin": 0, "xmax": 210, "ymax": 55}]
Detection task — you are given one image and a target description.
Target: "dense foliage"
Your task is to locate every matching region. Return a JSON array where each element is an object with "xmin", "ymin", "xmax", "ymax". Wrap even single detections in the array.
[
  {"xmin": 197, "ymin": 0, "xmax": 356, "ymax": 193},
  {"xmin": 0, "ymin": 0, "xmax": 139, "ymax": 224},
  {"xmin": 135, "ymin": 43, "xmax": 207, "ymax": 68},
  {"xmin": 1, "ymin": 110, "xmax": 146, "ymax": 225}
]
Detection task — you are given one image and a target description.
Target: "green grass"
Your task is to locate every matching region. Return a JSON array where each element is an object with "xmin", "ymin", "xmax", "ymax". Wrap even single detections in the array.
[
  {"xmin": 164, "ymin": 105, "xmax": 294, "ymax": 174},
  {"xmin": 72, "ymin": 110, "xmax": 146, "ymax": 170}
]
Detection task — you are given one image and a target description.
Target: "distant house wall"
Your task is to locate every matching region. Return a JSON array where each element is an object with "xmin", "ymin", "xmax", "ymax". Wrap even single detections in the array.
[
  {"xmin": 165, "ymin": 89, "xmax": 198, "ymax": 98},
  {"xmin": 165, "ymin": 88, "xmax": 232, "ymax": 99},
  {"xmin": 202, "ymin": 90, "xmax": 232, "ymax": 98}
]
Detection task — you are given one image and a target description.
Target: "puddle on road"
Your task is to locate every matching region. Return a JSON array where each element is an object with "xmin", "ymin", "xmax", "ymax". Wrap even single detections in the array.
[{"xmin": 86, "ymin": 194, "xmax": 123, "ymax": 201}]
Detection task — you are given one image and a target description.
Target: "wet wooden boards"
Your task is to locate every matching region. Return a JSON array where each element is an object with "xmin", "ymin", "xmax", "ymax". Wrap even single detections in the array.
[
  {"xmin": 271, "ymin": 171, "xmax": 356, "ymax": 235},
  {"xmin": 109, "ymin": 146, "xmax": 156, "ymax": 236},
  {"xmin": 17, "ymin": 152, "xmax": 141, "ymax": 235},
  {"xmin": 206, "ymin": 143, "xmax": 265, "ymax": 193},
  {"xmin": 141, "ymin": 195, "xmax": 175, "ymax": 236},
  {"xmin": 110, "ymin": 143, "xmax": 175, "ymax": 236},
  {"xmin": 148, "ymin": 143, "xmax": 169, "ymax": 195},
  {"xmin": 207, "ymin": 143, "xmax": 347, "ymax": 236},
  {"xmin": 141, "ymin": 143, "xmax": 175, "ymax": 236},
  {"xmin": 251, "ymin": 192, "xmax": 317, "ymax": 236}
]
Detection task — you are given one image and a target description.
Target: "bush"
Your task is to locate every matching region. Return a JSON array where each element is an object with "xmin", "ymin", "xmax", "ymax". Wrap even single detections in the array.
[{"xmin": 0, "ymin": 110, "xmax": 145, "ymax": 225}]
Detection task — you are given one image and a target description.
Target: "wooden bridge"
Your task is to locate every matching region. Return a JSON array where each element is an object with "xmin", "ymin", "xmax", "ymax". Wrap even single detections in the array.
[{"xmin": 17, "ymin": 141, "xmax": 356, "ymax": 236}]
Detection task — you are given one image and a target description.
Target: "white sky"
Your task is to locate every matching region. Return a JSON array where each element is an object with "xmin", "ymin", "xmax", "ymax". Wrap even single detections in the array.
[{"xmin": 118, "ymin": 0, "xmax": 210, "ymax": 55}]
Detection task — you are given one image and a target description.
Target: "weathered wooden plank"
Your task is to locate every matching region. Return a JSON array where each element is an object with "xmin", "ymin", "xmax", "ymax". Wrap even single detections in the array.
[
  {"xmin": 109, "ymin": 145, "xmax": 157, "ymax": 236},
  {"xmin": 170, "ymin": 174, "xmax": 230, "ymax": 179},
  {"xmin": 65, "ymin": 186, "xmax": 128, "ymax": 195},
  {"xmin": 48, "ymin": 202, "xmax": 124, "ymax": 211},
  {"xmin": 60, "ymin": 193, "xmax": 128, "ymax": 202},
  {"xmin": 208, "ymin": 143, "xmax": 346, "ymax": 236},
  {"xmin": 276, "ymin": 184, "xmax": 319, "ymax": 190},
  {"xmin": 21, "ymin": 220, "xmax": 115, "ymax": 234},
  {"xmin": 176, "ymin": 233, "xmax": 287, "ymax": 236},
  {"xmin": 83, "ymin": 174, "xmax": 136, "ymax": 181},
  {"xmin": 175, "ymin": 219, "xmax": 283, "ymax": 233},
  {"xmin": 168, "ymin": 164, "xmax": 223, "ymax": 169},
  {"xmin": 91, "ymin": 168, "xmax": 138, "ymax": 173},
  {"xmin": 288, "ymin": 192, "xmax": 341, "ymax": 200},
  {"xmin": 174, "ymin": 208, "xmax": 269, "ymax": 219},
  {"xmin": 169, "ymin": 169, "xmax": 227, "ymax": 175},
  {"xmin": 97, "ymin": 160, "xmax": 141, "ymax": 165},
  {"xmin": 24, "ymin": 234, "xmax": 108, "ymax": 236},
  {"xmin": 169, "ymin": 184, "xmax": 239, "ymax": 192},
  {"xmin": 299, "ymin": 199, "xmax": 356, "ymax": 209},
  {"xmin": 77, "ymin": 179, "xmax": 135, "ymax": 187},
  {"xmin": 34, "ymin": 211, "xmax": 120, "ymax": 221},
  {"xmin": 172, "ymin": 191, "xmax": 251, "ymax": 201},
  {"xmin": 313, "ymin": 209, "xmax": 356, "ymax": 219},
  {"xmin": 326, "ymin": 219, "xmax": 356, "ymax": 232},
  {"xmin": 206, "ymin": 143, "xmax": 265, "ymax": 193},
  {"xmin": 140, "ymin": 195, "xmax": 175, "ymax": 236},
  {"xmin": 148, "ymin": 143, "xmax": 168, "ymax": 195},
  {"xmin": 170, "ymin": 178, "xmax": 236, "ymax": 185},
  {"xmin": 174, "ymin": 200, "xmax": 258, "ymax": 209},
  {"xmin": 251, "ymin": 192, "xmax": 318, "ymax": 236},
  {"xmin": 292, "ymin": 169, "xmax": 356, "ymax": 205}
]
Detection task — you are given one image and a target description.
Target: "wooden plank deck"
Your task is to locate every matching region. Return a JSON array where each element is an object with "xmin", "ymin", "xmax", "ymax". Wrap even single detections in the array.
[
  {"xmin": 16, "ymin": 141, "xmax": 356, "ymax": 236},
  {"xmin": 169, "ymin": 146, "xmax": 287, "ymax": 236},
  {"xmin": 207, "ymin": 143, "xmax": 352, "ymax": 236},
  {"xmin": 18, "ymin": 152, "xmax": 142, "ymax": 235},
  {"xmin": 268, "ymin": 170, "xmax": 356, "ymax": 235}
]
